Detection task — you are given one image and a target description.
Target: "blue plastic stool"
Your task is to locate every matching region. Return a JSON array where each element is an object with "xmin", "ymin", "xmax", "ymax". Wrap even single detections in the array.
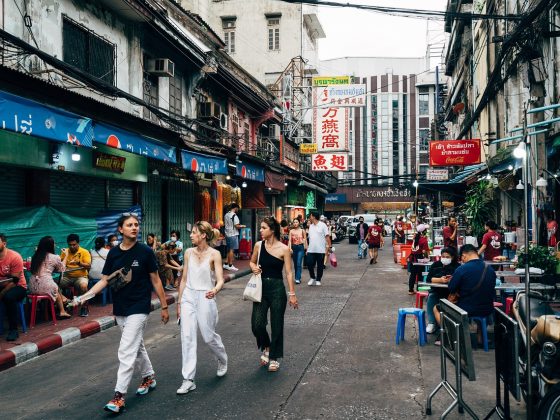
[
  {"xmin": 0, "ymin": 300, "xmax": 27, "ymax": 334},
  {"xmin": 396, "ymin": 307, "xmax": 427, "ymax": 346},
  {"xmin": 469, "ymin": 315, "xmax": 490, "ymax": 352}
]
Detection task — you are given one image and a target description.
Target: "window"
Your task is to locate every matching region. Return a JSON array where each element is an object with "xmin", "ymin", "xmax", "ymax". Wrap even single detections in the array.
[
  {"xmin": 418, "ymin": 89, "xmax": 429, "ymax": 115},
  {"xmin": 62, "ymin": 16, "xmax": 116, "ymax": 85},
  {"xmin": 143, "ymin": 72, "xmax": 159, "ymax": 123},
  {"xmin": 268, "ymin": 17, "xmax": 280, "ymax": 51},
  {"xmin": 419, "ymin": 128, "xmax": 430, "ymax": 152},
  {"xmin": 222, "ymin": 18, "xmax": 236, "ymax": 54},
  {"xmin": 169, "ymin": 71, "xmax": 182, "ymax": 116}
]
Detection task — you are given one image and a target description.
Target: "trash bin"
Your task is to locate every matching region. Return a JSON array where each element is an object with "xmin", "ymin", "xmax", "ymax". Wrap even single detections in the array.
[{"xmin": 400, "ymin": 245, "xmax": 412, "ymax": 268}]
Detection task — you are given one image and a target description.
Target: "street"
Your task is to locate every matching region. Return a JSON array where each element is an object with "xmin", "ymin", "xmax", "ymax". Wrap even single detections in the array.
[{"xmin": 0, "ymin": 240, "xmax": 525, "ymax": 419}]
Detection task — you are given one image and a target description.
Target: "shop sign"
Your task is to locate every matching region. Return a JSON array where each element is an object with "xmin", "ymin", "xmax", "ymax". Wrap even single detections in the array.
[
  {"xmin": 313, "ymin": 84, "xmax": 366, "ymax": 107},
  {"xmin": 236, "ymin": 161, "xmax": 264, "ymax": 182},
  {"xmin": 312, "ymin": 106, "xmax": 349, "ymax": 152},
  {"xmin": 312, "ymin": 76, "xmax": 351, "ymax": 86},
  {"xmin": 311, "ymin": 153, "xmax": 348, "ymax": 171},
  {"xmin": 337, "ymin": 186, "xmax": 413, "ymax": 203},
  {"xmin": 299, "ymin": 143, "xmax": 317, "ymax": 154},
  {"xmin": 181, "ymin": 150, "xmax": 227, "ymax": 175},
  {"xmin": 0, "ymin": 90, "xmax": 93, "ymax": 147},
  {"xmin": 429, "ymin": 139, "xmax": 481, "ymax": 167},
  {"xmin": 94, "ymin": 123, "xmax": 177, "ymax": 162},
  {"xmin": 325, "ymin": 193, "xmax": 347, "ymax": 204},
  {"xmin": 426, "ymin": 168, "xmax": 449, "ymax": 181},
  {"xmin": 93, "ymin": 151, "xmax": 126, "ymax": 173}
]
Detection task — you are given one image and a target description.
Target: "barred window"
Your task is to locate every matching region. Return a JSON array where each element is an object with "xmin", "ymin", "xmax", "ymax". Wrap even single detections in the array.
[{"xmin": 268, "ymin": 18, "xmax": 280, "ymax": 50}]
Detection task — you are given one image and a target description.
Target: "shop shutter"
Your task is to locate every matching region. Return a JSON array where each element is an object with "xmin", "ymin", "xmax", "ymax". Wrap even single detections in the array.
[
  {"xmin": 142, "ymin": 175, "xmax": 162, "ymax": 239},
  {"xmin": 167, "ymin": 178, "xmax": 195, "ymax": 247},
  {"xmin": 108, "ymin": 180, "xmax": 135, "ymax": 210},
  {"xmin": 50, "ymin": 172, "xmax": 105, "ymax": 217},
  {"xmin": 0, "ymin": 166, "xmax": 25, "ymax": 209}
]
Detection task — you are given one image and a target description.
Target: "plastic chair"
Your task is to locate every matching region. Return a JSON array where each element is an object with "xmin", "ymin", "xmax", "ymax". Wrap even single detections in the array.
[
  {"xmin": 415, "ymin": 291, "xmax": 429, "ymax": 309},
  {"xmin": 29, "ymin": 294, "xmax": 57, "ymax": 327},
  {"xmin": 469, "ymin": 316, "xmax": 490, "ymax": 352},
  {"xmin": 0, "ymin": 300, "xmax": 27, "ymax": 334},
  {"xmin": 396, "ymin": 307, "xmax": 427, "ymax": 346},
  {"xmin": 505, "ymin": 297, "xmax": 514, "ymax": 315}
]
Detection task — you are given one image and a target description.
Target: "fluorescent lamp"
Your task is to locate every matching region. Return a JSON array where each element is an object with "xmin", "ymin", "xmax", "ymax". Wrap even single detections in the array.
[
  {"xmin": 516, "ymin": 180, "xmax": 524, "ymax": 190},
  {"xmin": 71, "ymin": 147, "xmax": 81, "ymax": 162}
]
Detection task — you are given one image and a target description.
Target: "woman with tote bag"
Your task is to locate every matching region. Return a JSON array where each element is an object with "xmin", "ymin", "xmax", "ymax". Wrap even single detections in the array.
[{"xmin": 249, "ymin": 217, "xmax": 298, "ymax": 372}]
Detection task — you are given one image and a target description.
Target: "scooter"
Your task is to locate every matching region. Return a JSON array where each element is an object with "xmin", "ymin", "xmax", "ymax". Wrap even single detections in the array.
[{"xmin": 512, "ymin": 291, "xmax": 560, "ymax": 418}]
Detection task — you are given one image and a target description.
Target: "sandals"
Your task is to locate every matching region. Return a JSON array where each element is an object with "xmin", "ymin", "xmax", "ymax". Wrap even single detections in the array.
[
  {"xmin": 259, "ymin": 350, "xmax": 270, "ymax": 366},
  {"xmin": 57, "ymin": 313, "xmax": 72, "ymax": 319},
  {"xmin": 268, "ymin": 360, "xmax": 280, "ymax": 372}
]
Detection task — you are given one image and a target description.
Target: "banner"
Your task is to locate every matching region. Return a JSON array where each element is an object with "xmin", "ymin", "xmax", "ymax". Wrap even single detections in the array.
[
  {"xmin": 181, "ymin": 150, "xmax": 227, "ymax": 174},
  {"xmin": 313, "ymin": 84, "xmax": 366, "ymax": 107},
  {"xmin": 236, "ymin": 161, "xmax": 264, "ymax": 182},
  {"xmin": 300, "ymin": 143, "xmax": 318, "ymax": 154},
  {"xmin": 429, "ymin": 139, "xmax": 481, "ymax": 167},
  {"xmin": 312, "ymin": 76, "xmax": 351, "ymax": 86},
  {"xmin": 426, "ymin": 168, "xmax": 449, "ymax": 181},
  {"xmin": 94, "ymin": 123, "xmax": 177, "ymax": 162},
  {"xmin": 311, "ymin": 153, "xmax": 348, "ymax": 171},
  {"xmin": 313, "ymin": 106, "xmax": 349, "ymax": 152},
  {"xmin": 0, "ymin": 90, "xmax": 93, "ymax": 147},
  {"xmin": 325, "ymin": 193, "xmax": 347, "ymax": 204},
  {"xmin": 337, "ymin": 186, "xmax": 413, "ymax": 203}
]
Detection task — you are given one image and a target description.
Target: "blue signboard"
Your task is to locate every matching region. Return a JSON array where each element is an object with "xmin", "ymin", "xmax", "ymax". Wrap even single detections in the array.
[
  {"xmin": 236, "ymin": 161, "xmax": 264, "ymax": 182},
  {"xmin": 181, "ymin": 150, "xmax": 227, "ymax": 175},
  {"xmin": 94, "ymin": 123, "xmax": 176, "ymax": 162},
  {"xmin": 0, "ymin": 90, "xmax": 93, "ymax": 147},
  {"xmin": 325, "ymin": 193, "xmax": 347, "ymax": 204}
]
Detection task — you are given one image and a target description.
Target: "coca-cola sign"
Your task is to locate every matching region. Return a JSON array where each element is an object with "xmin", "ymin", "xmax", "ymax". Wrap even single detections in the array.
[{"xmin": 429, "ymin": 139, "xmax": 481, "ymax": 167}]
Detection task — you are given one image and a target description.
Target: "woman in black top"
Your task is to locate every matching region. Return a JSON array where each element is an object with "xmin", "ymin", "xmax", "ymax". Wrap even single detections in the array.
[{"xmin": 249, "ymin": 217, "xmax": 298, "ymax": 372}]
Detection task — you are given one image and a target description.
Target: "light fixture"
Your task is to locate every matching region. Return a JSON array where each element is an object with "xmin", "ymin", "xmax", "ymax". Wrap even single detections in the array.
[
  {"xmin": 268, "ymin": 187, "xmax": 272, "ymax": 191},
  {"xmin": 71, "ymin": 147, "xmax": 81, "ymax": 162},
  {"xmin": 241, "ymin": 181, "xmax": 247, "ymax": 188},
  {"xmin": 226, "ymin": 175, "xmax": 231, "ymax": 180},
  {"xmin": 536, "ymin": 175, "xmax": 548, "ymax": 187},
  {"xmin": 508, "ymin": 164, "xmax": 514, "ymax": 171},
  {"xmin": 412, "ymin": 180, "xmax": 419, "ymax": 188},
  {"xmin": 516, "ymin": 180, "xmax": 524, "ymax": 190},
  {"xmin": 284, "ymin": 182, "xmax": 288, "ymax": 187},
  {"xmin": 151, "ymin": 169, "xmax": 159, "ymax": 176},
  {"xmin": 513, "ymin": 142, "xmax": 527, "ymax": 159}
]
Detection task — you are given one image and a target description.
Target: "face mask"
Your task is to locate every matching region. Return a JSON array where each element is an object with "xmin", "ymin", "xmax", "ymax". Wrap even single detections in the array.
[
  {"xmin": 441, "ymin": 257, "xmax": 452, "ymax": 266},
  {"xmin": 111, "ymin": 241, "xmax": 119, "ymax": 247},
  {"xmin": 170, "ymin": 236, "xmax": 177, "ymax": 242}
]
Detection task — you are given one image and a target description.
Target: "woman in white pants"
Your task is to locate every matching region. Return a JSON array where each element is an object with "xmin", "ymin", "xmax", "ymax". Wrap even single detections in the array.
[{"xmin": 176, "ymin": 221, "xmax": 227, "ymax": 395}]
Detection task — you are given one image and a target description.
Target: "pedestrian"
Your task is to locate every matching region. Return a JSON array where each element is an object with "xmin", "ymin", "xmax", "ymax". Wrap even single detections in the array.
[
  {"xmin": 306, "ymin": 211, "xmax": 331, "ymax": 286},
  {"xmin": 176, "ymin": 221, "xmax": 228, "ymax": 395},
  {"xmin": 0, "ymin": 233, "xmax": 28, "ymax": 341},
  {"xmin": 60, "ymin": 233, "xmax": 91, "ymax": 317},
  {"xmin": 156, "ymin": 243, "xmax": 181, "ymax": 291},
  {"xmin": 408, "ymin": 224, "xmax": 429, "ymax": 295},
  {"xmin": 280, "ymin": 219, "xmax": 290, "ymax": 245},
  {"xmin": 365, "ymin": 218, "xmax": 384, "ymax": 264},
  {"xmin": 288, "ymin": 218, "xmax": 307, "ymax": 284},
  {"xmin": 478, "ymin": 220, "xmax": 502, "ymax": 261},
  {"xmin": 394, "ymin": 216, "xmax": 406, "ymax": 244},
  {"xmin": 250, "ymin": 217, "xmax": 298, "ymax": 372},
  {"xmin": 79, "ymin": 213, "xmax": 169, "ymax": 414},
  {"xmin": 442, "ymin": 216, "xmax": 458, "ymax": 249},
  {"xmin": 223, "ymin": 203, "xmax": 245, "ymax": 272},
  {"xmin": 89, "ymin": 236, "xmax": 109, "ymax": 287},
  {"xmin": 354, "ymin": 216, "xmax": 369, "ymax": 259},
  {"xmin": 106, "ymin": 234, "xmax": 119, "ymax": 249}
]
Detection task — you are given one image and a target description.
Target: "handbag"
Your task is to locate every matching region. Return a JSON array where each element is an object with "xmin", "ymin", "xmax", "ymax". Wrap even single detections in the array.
[
  {"xmin": 329, "ymin": 252, "xmax": 337, "ymax": 268},
  {"xmin": 106, "ymin": 247, "xmax": 138, "ymax": 292},
  {"xmin": 243, "ymin": 241, "xmax": 263, "ymax": 302},
  {"xmin": 447, "ymin": 264, "xmax": 488, "ymax": 305}
]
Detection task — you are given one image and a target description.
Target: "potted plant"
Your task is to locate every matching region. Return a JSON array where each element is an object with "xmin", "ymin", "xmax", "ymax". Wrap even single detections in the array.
[
  {"xmin": 516, "ymin": 245, "xmax": 559, "ymax": 283},
  {"xmin": 461, "ymin": 180, "xmax": 496, "ymax": 240}
]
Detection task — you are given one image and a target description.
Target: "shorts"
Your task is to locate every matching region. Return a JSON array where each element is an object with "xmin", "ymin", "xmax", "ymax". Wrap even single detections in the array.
[
  {"xmin": 60, "ymin": 275, "xmax": 88, "ymax": 289},
  {"xmin": 226, "ymin": 235, "xmax": 239, "ymax": 251},
  {"xmin": 368, "ymin": 243, "xmax": 380, "ymax": 249}
]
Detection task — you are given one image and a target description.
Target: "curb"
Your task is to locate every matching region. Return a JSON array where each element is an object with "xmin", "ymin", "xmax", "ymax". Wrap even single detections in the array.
[{"xmin": 0, "ymin": 271, "xmax": 251, "ymax": 372}]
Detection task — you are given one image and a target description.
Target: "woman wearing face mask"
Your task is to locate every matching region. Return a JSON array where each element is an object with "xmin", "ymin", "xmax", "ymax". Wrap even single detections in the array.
[{"xmin": 424, "ymin": 247, "xmax": 460, "ymax": 334}]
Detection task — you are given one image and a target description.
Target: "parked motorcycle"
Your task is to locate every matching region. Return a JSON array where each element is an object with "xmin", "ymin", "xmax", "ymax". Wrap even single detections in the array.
[
  {"xmin": 512, "ymin": 291, "xmax": 560, "ymax": 418},
  {"xmin": 332, "ymin": 225, "xmax": 345, "ymax": 243}
]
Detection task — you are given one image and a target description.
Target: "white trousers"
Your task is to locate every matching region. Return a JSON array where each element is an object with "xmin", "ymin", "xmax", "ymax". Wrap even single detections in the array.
[
  {"xmin": 181, "ymin": 289, "xmax": 227, "ymax": 381},
  {"xmin": 115, "ymin": 313, "xmax": 154, "ymax": 394}
]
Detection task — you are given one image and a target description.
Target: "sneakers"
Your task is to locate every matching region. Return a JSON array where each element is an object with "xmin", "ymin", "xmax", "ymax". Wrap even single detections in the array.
[
  {"xmin": 176, "ymin": 380, "xmax": 196, "ymax": 395},
  {"xmin": 222, "ymin": 263, "xmax": 229, "ymax": 269},
  {"xmin": 217, "ymin": 360, "xmax": 228, "ymax": 377},
  {"xmin": 307, "ymin": 278, "xmax": 316, "ymax": 286},
  {"xmin": 315, "ymin": 281, "xmax": 322, "ymax": 286},
  {"xmin": 426, "ymin": 323, "xmax": 436, "ymax": 334},
  {"xmin": 104, "ymin": 392, "xmax": 125, "ymax": 413},
  {"xmin": 223, "ymin": 264, "xmax": 239, "ymax": 272},
  {"xmin": 136, "ymin": 375, "xmax": 157, "ymax": 395},
  {"xmin": 79, "ymin": 306, "xmax": 89, "ymax": 317},
  {"xmin": 6, "ymin": 329, "xmax": 18, "ymax": 341},
  {"xmin": 295, "ymin": 279, "xmax": 301, "ymax": 284}
]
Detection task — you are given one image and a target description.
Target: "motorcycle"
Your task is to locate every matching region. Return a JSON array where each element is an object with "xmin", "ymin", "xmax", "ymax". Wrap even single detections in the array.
[
  {"xmin": 512, "ymin": 291, "xmax": 560, "ymax": 418},
  {"xmin": 332, "ymin": 224, "xmax": 345, "ymax": 243}
]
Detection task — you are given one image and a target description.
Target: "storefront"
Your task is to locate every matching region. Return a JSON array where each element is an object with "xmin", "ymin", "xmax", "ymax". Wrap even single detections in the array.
[
  {"xmin": 265, "ymin": 170, "xmax": 287, "ymax": 221},
  {"xmin": 235, "ymin": 160, "xmax": 266, "ymax": 244}
]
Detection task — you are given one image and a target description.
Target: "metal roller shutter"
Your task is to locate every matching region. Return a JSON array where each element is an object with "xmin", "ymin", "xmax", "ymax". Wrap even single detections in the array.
[
  {"xmin": 108, "ymin": 180, "xmax": 135, "ymax": 210},
  {"xmin": 0, "ymin": 166, "xmax": 25, "ymax": 209},
  {"xmin": 167, "ymin": 179, "xmax": 194, "ymax": 247},
  {"xmin": 50, "ymin": 172, "xmax": 105, "ymax": 217},
  {"xmin": 142, "ymin": 175, "xmax": 162, "ymax": 239}
]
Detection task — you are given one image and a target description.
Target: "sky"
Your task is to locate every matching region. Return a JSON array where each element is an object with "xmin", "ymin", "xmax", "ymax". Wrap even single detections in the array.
[{"xmin": 317, "ymin": 0, "xmax": 448, "ymax": 60}]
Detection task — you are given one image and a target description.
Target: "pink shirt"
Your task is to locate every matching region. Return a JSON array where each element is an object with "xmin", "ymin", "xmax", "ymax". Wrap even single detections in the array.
[{"xmin": 0, "ymin": 249, "xmax": 27, "ymax": 289}]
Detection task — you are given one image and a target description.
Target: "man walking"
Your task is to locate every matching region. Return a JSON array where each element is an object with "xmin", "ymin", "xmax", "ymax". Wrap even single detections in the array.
[
  {"xmin": 354, "ymin": 216, "xmax": 369, "ymax": 259},
  {"xmin": 394, "ymin": 216, "xmax": 406, "ymax": 244},
  {"xmin": 223, "ymin": 203, "xmax": 245, "ymax": 272},
  {"xmin": 366, "ymin": 218, "xmax": 384, "ymax": 264},
  {"xmin": 307, "ymin": 211, "xmax": 331, "ymax": 286},
  {"xmin": 442, "ymin": 216, "xmax": 458, "ymax": 249},
  {"xmin": 0, "ymin": 234, "xmax": 27, "ymax": 341},
  {"xmin": 60, "ymin": 234, "xmax": 91, "ymax": 317}
]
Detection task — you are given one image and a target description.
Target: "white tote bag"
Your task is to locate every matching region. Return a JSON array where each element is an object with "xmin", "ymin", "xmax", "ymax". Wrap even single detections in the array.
[{"xmin": 243, "ymin": 241, "xmax": 263, "ymax": 302}]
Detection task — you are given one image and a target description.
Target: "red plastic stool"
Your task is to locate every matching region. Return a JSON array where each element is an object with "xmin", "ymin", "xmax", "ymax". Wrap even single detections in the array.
[
  {"xmin": 415, "ymin": 291, "xmax": 429, "ymax": 309},
  {"xmin": 493, "ymin": 302, "xmax": 503, "ymax": 308},
  {"xmin": 29, "ymin": 294, "xmax": 57, "ymax": 327},
  {"xmin": 505, "ymin": 297, "xmax": 514, "ymax": 315}
]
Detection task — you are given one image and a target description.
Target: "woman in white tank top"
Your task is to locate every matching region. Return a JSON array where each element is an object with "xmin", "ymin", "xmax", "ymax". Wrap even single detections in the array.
[{"xmin": 176, "ymin": 221, "xmax": 228, "ymax": 395}]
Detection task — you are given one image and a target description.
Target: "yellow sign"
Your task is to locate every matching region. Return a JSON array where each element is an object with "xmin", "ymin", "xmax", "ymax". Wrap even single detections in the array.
[
  {"xmin": 312, "ymin": 76, "xmax": 351, "ymax": 86},
  {"xmin": 300, "ymin": 143, "xmax": 318, "ymax": 154}
]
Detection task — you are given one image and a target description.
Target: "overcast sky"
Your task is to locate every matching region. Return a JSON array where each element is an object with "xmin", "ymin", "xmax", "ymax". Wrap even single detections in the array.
[{"xmin": 317, "ymin": 0, "xmax": 448, "ymax": 60}]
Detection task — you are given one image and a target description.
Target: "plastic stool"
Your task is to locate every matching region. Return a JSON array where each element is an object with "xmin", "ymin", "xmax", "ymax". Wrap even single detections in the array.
[
  {"xmin": 493, "ymin": 302, "xmax": 503, "ymax": 308},
  {"xmin": 29, "ymin": 294, "xmax": 57, "ymax": 327},
  {"xmin": 418, "ymin": 286, "xmax": 431, "ymax": 292},
  {"xmin": 505, "ymin": 297, "xmax": 514, "ymax": 315},
  {"xmin": 0, "ymin": 300, "xmax": 27, "ymax": 334},
  {"xmin": 415, "ymin": 291, "xmax": 429, "ymax": 309},
  {"xmin": 469, "ymin": 316, "xmax": 490, "ymax": 352},
  {"xmin": 396, "ymin": 307, "xmax": 427, "ymax": 346}
]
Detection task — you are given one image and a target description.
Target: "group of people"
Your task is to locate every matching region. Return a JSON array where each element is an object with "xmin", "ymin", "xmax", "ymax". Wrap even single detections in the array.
[{"xmin": 353, "ymin": 216, "xmax": 386, "ymax": 264}]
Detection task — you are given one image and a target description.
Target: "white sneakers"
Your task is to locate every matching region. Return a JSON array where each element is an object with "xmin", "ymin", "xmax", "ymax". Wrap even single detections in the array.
[
  {"xmin": 217, "ymin": 361, "xmax": 228, "ymax": 377},
  {"xmin": 308, "ymin": 278, "xmax": 316, "ymax": 286},
  {"xmin": 176, "ymin": 380, "xmax": 196, "ymax": 395},
  {"xmin": 223, "ymin": 264, "xmax": 239, "ymax": 272},
  {"xmin": 426, "ymin": 323, "xmax": 436, "ymax": 334},
  {"xmin": 315, "ymin": 281, "xmax": 321, "ymax": 286}
]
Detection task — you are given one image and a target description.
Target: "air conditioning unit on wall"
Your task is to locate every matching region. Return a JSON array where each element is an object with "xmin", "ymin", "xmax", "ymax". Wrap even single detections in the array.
[{"xmin": 146, "ymin": 58, "xmax": 175, "ymax": 77}]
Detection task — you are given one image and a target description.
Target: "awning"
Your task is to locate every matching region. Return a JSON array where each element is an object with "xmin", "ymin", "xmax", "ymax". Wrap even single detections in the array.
[
  {"xmin": 243, "ymin": 181, "xmax": 266, "ymax": 209},
  {"xmin": 299, "ymin": 179, "xmax": 328, "ymax": 195},
  {"xmin": 181, "ymin": 150, "xmax": 227, "ymax": 175},
  {"xmin": 265, "ymin": 171, "xmax": 286, "ymax": 191}
]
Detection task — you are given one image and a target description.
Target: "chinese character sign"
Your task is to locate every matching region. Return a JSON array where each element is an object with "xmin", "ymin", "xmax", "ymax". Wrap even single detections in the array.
[
  {"xmin": 313, "ymin": 84, "xmax": 367, "ymax": 107},
  {"xmin": 429, "ymin": 140, "xmax": 481, "ymax": 166},
  {"xmin": 311, "ymin": 153, "xmax": 348, "ymax": 171},
  {"xmin": 313, "ymin": 106, "xmax": 349, "ymax": 152}
]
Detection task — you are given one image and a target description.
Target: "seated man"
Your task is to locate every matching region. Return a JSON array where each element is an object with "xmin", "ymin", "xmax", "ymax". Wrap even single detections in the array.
[
  {"xmin": 60, "ymin": 233, "xmax": 91, "ymax": 317},
  {"xmin": 0, "ymin": 234, "xmax": 27, "ymax": 341}
]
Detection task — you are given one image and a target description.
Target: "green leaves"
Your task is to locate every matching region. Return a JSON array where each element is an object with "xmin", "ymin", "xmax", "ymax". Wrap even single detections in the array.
[
  {"xmin": 517, "ymin": 245, "xmax": 558, "ymax": 274},
  {"xmin": 462, "ymin": 180, "xmax": 496, "ymax": 238}
]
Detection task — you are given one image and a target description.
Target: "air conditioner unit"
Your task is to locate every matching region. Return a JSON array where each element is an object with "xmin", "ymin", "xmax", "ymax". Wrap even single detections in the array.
[
  {"xmin": 146, "ymin": 58, "xmax": 175, "ymax": 77},
  {"xmin": 219, "ymin": 112, "xmax": 228, "ymax": 130},
  {"xmin": 198, "ymin": 102, "xmax": 221, "ymax": 120}
]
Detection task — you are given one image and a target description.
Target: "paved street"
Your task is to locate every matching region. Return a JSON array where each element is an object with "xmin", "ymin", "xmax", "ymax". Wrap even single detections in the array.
[{"xmin": 0, "ymin": 240, "xmax": 526, "ymax": 419}]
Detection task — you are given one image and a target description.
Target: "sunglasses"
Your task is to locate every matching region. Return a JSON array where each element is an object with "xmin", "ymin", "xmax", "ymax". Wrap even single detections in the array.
[{"xmin": 122, "ymin": 212, "xmax": 139, "ymax": 217}]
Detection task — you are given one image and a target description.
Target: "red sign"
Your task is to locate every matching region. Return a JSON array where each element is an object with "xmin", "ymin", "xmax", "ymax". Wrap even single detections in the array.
[
  {"xmin": 311, "ymin": 153, "xmax": 348, "ymax": 171},
  {"xmin": 429, "ymin": 139, "xmax": 481, "ymax": 167}
]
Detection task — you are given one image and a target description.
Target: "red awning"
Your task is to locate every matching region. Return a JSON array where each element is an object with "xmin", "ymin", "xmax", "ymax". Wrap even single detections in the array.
[
  {"xmin": 243, "ymin": 181, "xmax": 267, "ymax": 209},
  {"xmin": 265, "ymin": 171, "xmax": 286, "ymax": 191}
]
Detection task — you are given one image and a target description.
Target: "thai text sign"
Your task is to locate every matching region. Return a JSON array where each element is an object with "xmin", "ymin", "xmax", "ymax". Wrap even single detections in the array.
[
  {"xmin": 426, "ymin": 168, "xmax": 449, "ymax": 181},
  {"xmin": 181, "ymin": 150, "xmax": 227, "ymax": 175},
  {"xmin": 311, "ymin": 153, "xmax": 348, "ymax": 171},
  {"xmin": 300, "ymin": 143, "xmax": 318, "ymax": 154},
  {"xmin": 314, "ymin": 84, "xmax": 366, "ymax": 107},
  {"xmin": 93, "ymin": 151, "xmax": 126, "ymax": 173},
  {"xmin": 312, "ymin": 76, "xmax": 351, "ymax": 86},
  {"xmin": 313, "ymin": 106, "xmax": 349, "ymax": 152},
  {"xmin": 429, "ymin": 139, "xmax": 481, "ymax": 166},
  {"xmin": 337, "ymin": 186, "xmax": 413, "ymax": 203}
]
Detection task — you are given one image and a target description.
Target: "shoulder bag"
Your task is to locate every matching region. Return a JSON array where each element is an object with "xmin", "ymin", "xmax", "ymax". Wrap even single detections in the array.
[
  {"xmin": 106, "ymin": 246, "xmax": 139, "ymax": 292},
  {"xmin": 243, "ymin": 241, "xmax": 263, "ymax": 302},
  {"xmin": 448, "ymin": 263, "xmax": 488, "ymax": 304}
]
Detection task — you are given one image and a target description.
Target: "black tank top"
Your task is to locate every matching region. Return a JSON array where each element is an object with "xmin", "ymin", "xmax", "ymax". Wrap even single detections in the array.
[{"xmin": 259, "ymin": 241, "xmax": 284, "ymax": 279}]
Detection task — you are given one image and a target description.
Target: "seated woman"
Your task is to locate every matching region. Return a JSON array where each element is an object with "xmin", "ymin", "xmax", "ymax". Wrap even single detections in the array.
[
  {"xmin": 156, "ymin": 243, "xmax": 182, "ymax": 291},
  {"xmin": 425, "ymin": 247, "xmax": 460, "ymax": 334}
]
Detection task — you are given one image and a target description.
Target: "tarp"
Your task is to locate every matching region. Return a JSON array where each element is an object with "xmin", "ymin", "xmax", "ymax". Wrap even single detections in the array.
[
  {"xmin": 96, "ymin": 205, "xmax": 142, "ymax": 242},
  {"xmin": 0, "ymin": 206, "xmax": 97, "ymax": 259}
]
